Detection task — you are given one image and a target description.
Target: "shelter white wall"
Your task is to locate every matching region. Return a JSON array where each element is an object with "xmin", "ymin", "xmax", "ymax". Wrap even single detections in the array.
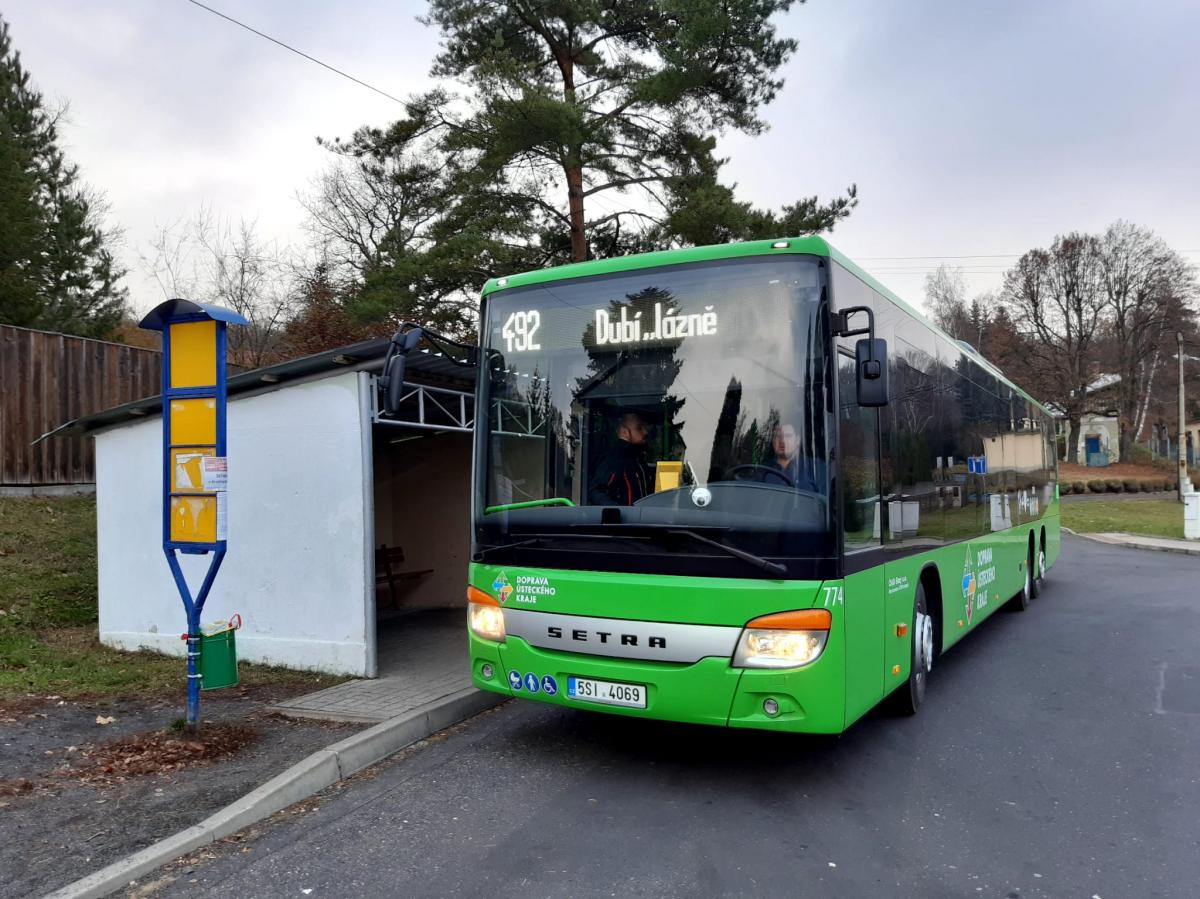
[{"xmin": 94, "ymin": 371, "xmax": 373, "ymax": 675}]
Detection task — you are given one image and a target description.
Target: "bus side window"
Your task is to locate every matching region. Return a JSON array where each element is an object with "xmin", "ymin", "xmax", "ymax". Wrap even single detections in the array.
[{"xmin": 838, "ymin": 348, "xmax": 881, "ymax": 550}]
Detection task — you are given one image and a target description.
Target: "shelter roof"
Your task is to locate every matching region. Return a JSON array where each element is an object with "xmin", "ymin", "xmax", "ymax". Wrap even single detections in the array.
[
  {"xmin": 39, "ymin": 337, "xmax": 476, "ymax": 441},
  {"xmin": 138, "ymin": 299, "xmax": 251, "ymax": 331}
]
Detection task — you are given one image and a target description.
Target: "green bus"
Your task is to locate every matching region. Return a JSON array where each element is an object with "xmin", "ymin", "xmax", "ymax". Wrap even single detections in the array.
[{"xmin": 397, "ymin": 236, "xmax": 1060, "ymax": 733}]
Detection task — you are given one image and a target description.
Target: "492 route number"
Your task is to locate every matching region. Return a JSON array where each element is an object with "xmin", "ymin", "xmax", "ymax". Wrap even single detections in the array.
[{"xmin": 501, "ymin": 310, "xmax": 541, "ymax": 353}]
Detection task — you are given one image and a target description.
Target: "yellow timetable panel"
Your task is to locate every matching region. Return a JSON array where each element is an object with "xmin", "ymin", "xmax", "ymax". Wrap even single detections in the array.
[
  {"xmin": 171, "ymin": 449, "xmax": 216, "ymax": 493},
  {"xmin": 170, "ymin": 494, "xmax": 222, "ymax": 543},
  {"xmin": 169, "ymin": 320, "xmax": 218, "ymax": 388},
  {"xmin": 170, "ymin": 398, "xmax": 217, "ymax": 446}
]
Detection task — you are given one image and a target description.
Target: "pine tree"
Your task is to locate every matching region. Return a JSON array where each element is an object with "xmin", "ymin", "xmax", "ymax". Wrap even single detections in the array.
[
  {"xmin": 304, "ymin": 2, "xmax": 858, "ymax": 331},
  {"xmin": 419, "ymin": 0, "xmax": 856, "ymax": 263},
  {"xmin": 0, "ymin": 16, "xmax": 125, "ymax": 337}
]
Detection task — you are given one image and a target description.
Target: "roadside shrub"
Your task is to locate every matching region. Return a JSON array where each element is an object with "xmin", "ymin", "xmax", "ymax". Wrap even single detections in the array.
[
  {"xmin": 1123, "ymin": 479, "xmax": 1140, "ymax": 492},
  {"xmin": 1139, "ymin": 479, "xmax": 1156, "ymax": 493},
  {"xmin": 1087, "ymin": 479, "xmax": 1107, "ymax": 493},
  {"xmin": 1105, "ymin": 479, "xmax": 1123, "ymax": 493},
  {"xmin": 1126, "ymin": 443, "xmax": 1154, "ymax": 466},
  {"xmin": 1072, "ymin": 480, "xmax": 1086, "ymax": 494}
]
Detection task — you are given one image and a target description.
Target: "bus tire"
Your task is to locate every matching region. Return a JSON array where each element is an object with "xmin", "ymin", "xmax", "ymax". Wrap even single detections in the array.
[
  {"xmin": 1029, "ymin": 533, "xmax": 1041, "ymax": 599},
  {"xmin": 893, "ymin": 582, "xmax": 933, "ymax": 716},
  {"xmin": 1035, "ymin": 531, "xmax": 1047, "ymax": 596}
]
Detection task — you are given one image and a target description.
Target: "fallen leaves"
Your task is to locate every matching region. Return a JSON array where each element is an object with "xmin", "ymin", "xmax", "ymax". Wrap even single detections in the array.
[
  {"xmin": 95, "ymin": 715, "xmax": 115, "ymax": 725},
  {"xmin": 55, "ymin": 723, "xmax": 258, "ymax": 787},
  {"xmin": 0, "ymin": 777, "xmax": 35, "ymax": 798}
]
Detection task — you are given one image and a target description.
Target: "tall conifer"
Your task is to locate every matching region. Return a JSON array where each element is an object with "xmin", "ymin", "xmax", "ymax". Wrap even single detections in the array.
[{"xmin": 0, "ymin": 16, "xmax": 125, "ymax": 337}]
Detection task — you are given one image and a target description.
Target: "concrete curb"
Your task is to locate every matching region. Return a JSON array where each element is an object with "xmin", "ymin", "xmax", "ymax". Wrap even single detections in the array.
[
  {"xmin": 44, "ymin": 688, "xmax": 506, "ymax": 899},
  {"xmin": 1064, "ymin": 527, "xmax": 1200, "ymax": 556}
]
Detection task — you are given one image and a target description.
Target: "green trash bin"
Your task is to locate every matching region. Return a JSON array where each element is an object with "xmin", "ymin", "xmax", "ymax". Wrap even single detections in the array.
[{"xmin": 199, "ymin": 615, "xmax": 240, "ymax": 690}]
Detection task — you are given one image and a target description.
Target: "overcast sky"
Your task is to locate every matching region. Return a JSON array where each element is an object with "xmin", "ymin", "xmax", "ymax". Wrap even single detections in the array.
[{"xmin": 5, "ymin": 0, "xmax": 1199, "ymax": 316}]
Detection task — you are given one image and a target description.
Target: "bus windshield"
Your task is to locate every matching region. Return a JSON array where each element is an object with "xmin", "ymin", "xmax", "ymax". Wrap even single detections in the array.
[{"xmin": 476, "ymin": 254, "xmax": 835, "ymax": 570}]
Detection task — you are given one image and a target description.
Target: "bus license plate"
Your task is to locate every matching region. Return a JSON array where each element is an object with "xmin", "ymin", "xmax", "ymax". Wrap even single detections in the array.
[{"xmin": 567, "ymin": 676, "xmax": 646, "ymax": 708}]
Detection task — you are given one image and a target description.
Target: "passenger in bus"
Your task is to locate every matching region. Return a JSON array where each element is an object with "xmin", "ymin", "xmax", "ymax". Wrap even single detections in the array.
[{"xmin": 588, "ymin": 411, "xmax": 653, "ymax": 506}]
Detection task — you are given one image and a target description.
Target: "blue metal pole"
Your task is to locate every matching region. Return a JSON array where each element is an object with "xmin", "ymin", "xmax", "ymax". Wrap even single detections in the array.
[
  {"xmin": 186, "ymin": 604, "xmax": 202, "ymax": 729},
  {"xmin": 166, "ymin": 547, "xmax": 225, "ymax": 730}
]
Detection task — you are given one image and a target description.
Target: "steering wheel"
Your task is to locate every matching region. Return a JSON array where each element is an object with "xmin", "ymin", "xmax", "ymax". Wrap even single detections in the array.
[{"xmin": 728, "ymin": 464, "xmax": 795, "ymax": 488}]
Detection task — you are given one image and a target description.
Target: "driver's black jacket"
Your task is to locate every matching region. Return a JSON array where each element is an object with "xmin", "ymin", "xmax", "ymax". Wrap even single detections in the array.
[{"xmin": 588, "ymin": 440, "xmax": 652, "ymax": 506}]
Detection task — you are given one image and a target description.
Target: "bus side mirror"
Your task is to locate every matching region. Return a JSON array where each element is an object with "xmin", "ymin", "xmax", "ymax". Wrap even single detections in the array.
[
  {"xmin": 381, "ymin": 327, "xmax": 423, "ymax": 415},
  {"xmin": 856, "ymin": 338, "xmax": 889, "ymax": 407},
  {"xmin": 383, "ymin": 354, "xmax": 408, "ymax": 414}
]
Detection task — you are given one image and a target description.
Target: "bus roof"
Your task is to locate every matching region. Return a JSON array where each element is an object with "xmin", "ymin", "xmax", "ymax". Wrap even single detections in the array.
[{"xmin": 481, "ymin": 236, "xmax": 1051, "ymax": 417}]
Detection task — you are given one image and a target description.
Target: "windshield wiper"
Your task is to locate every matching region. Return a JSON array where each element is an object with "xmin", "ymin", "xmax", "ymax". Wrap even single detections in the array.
[
  {"xmin": 471, "ymin": 537, "xmax": 545, "ymax": 561},
  {"xmin": 477, "ymin": 527, "xmax": 787, "ymax": 578},
  {"xmin": 666, "ymin": 529, "xmax": 788, "ymax": 578}
]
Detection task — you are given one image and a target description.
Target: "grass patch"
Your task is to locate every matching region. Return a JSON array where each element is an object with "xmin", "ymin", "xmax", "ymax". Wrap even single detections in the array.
[
  {"xmin": 0, "ymin": 497, "xmax": 342, "ymax": 702},
  {"xmin": 1062, "ymin": 499, "xmax": 1185, "ymax": 539}
]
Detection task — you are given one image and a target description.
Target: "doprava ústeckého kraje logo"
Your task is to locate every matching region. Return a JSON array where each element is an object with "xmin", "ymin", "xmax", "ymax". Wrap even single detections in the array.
[{"xmin": 492, "ymin": 571, "xmax": 514, "ymax": 604}]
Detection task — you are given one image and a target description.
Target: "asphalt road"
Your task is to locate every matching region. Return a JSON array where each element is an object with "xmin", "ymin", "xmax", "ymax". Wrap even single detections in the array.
[{"xmin": 154, "ymin": 536, "xmax": 1200, "ymax": 899}]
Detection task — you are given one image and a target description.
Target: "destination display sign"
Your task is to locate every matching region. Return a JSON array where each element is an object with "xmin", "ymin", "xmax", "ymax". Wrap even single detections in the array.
[{"xmin": 499, "ymin": 302, "xmax": 721, "ymax": 354}]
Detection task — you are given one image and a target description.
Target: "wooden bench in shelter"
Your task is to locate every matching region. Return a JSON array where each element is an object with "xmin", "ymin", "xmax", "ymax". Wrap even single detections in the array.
[{"xmin": 375, "ymin": 545, "xmax": 434, "ymax": 608}]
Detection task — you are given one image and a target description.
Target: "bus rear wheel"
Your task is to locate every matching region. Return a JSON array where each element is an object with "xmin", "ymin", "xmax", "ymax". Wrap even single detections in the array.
[
  {"xmin": 1011, "ymin": 544, "xmax": 1034, "ymax": 611},
  {"xmin": 893, "ymin": 582, "xmax": 933, "ymax": 716},
  {"xmin": 1034, "ymin": 539, "xmax": 1046, "ymax": 597}
]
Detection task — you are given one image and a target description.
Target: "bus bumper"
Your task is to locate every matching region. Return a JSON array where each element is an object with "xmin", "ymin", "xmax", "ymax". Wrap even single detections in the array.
[{"xmin": 469, "ymin": 633, "xmax": 846, "ymax": 733}]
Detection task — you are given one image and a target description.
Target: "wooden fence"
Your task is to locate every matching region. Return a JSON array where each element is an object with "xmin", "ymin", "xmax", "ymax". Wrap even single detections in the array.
[{"xmin": 0, "ymin": 325, "xmax": 161, "ymax": 486}]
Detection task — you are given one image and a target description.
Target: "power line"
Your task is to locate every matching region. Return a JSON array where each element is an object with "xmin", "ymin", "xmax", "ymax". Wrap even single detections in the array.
[
  {"xmin": 182, "ymin": 0, "xmax": 405, "ymax": 105},
  {"xmin": 858, "ymin": 250, "xmax": 1200, "ymax": 261}
]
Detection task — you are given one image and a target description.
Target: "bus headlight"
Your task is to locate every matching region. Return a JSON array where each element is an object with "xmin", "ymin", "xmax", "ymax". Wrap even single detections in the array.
[
  {"xmin": 733, "ymin": 608, "xmax": 831, "ymax": 669},
  {"xmin": 467, "ymin": 585, "xmax": 506, "ymax": 642}
]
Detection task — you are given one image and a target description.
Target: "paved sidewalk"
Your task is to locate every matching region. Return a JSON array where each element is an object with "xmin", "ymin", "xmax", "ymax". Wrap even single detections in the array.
[
  {"xmin": 1073, "ymin": 531, "xmax": 1200, "ymax": 555},
  {"xmin": 272, "ymin": 607, "xmax": 475, "ymax": 723}
]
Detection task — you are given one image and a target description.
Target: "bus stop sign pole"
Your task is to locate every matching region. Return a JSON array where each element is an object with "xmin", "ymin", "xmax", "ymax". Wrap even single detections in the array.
[{"xmin": 140, "ymin": 299, "xmax": 247, "ymax": 731}]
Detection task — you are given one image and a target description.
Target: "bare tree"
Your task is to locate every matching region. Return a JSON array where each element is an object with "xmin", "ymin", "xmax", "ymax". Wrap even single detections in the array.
[
  {"xmin": 923, "ymin": 264, "xmax": 969, "ymax": 339},
  {"xmin": 1099, "ymin": 221, "xmax": 1196, "ymax": 457},
  {"xmin": 299, "ymin": 132, "xmax": 444, "ymax": 281},
  {"xmin": 1002, "ymin": 234, "xmax": 1107, "ymax": 464},
  {"xmin": 297, "ymin": 126, "xmax": 524, "ymax": 335},
  {"xmin": 142, "ymin": 209, "xmax": 299, "ymax": 368}
]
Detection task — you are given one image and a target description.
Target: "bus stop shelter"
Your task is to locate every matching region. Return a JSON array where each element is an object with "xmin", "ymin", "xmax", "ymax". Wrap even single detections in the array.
[{"xmin": 45, "ymin": 339, "xmax": 480, "ymax": 698}]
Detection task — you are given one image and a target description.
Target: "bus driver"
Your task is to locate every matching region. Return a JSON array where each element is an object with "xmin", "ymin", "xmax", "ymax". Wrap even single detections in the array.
[
  {"xmin": 588, "ymin": 411, "xmax": 653, "ymax": 506},
  {"xmin": 758, "ymin": 422, "xmax": 819, "ymax": 492}
]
